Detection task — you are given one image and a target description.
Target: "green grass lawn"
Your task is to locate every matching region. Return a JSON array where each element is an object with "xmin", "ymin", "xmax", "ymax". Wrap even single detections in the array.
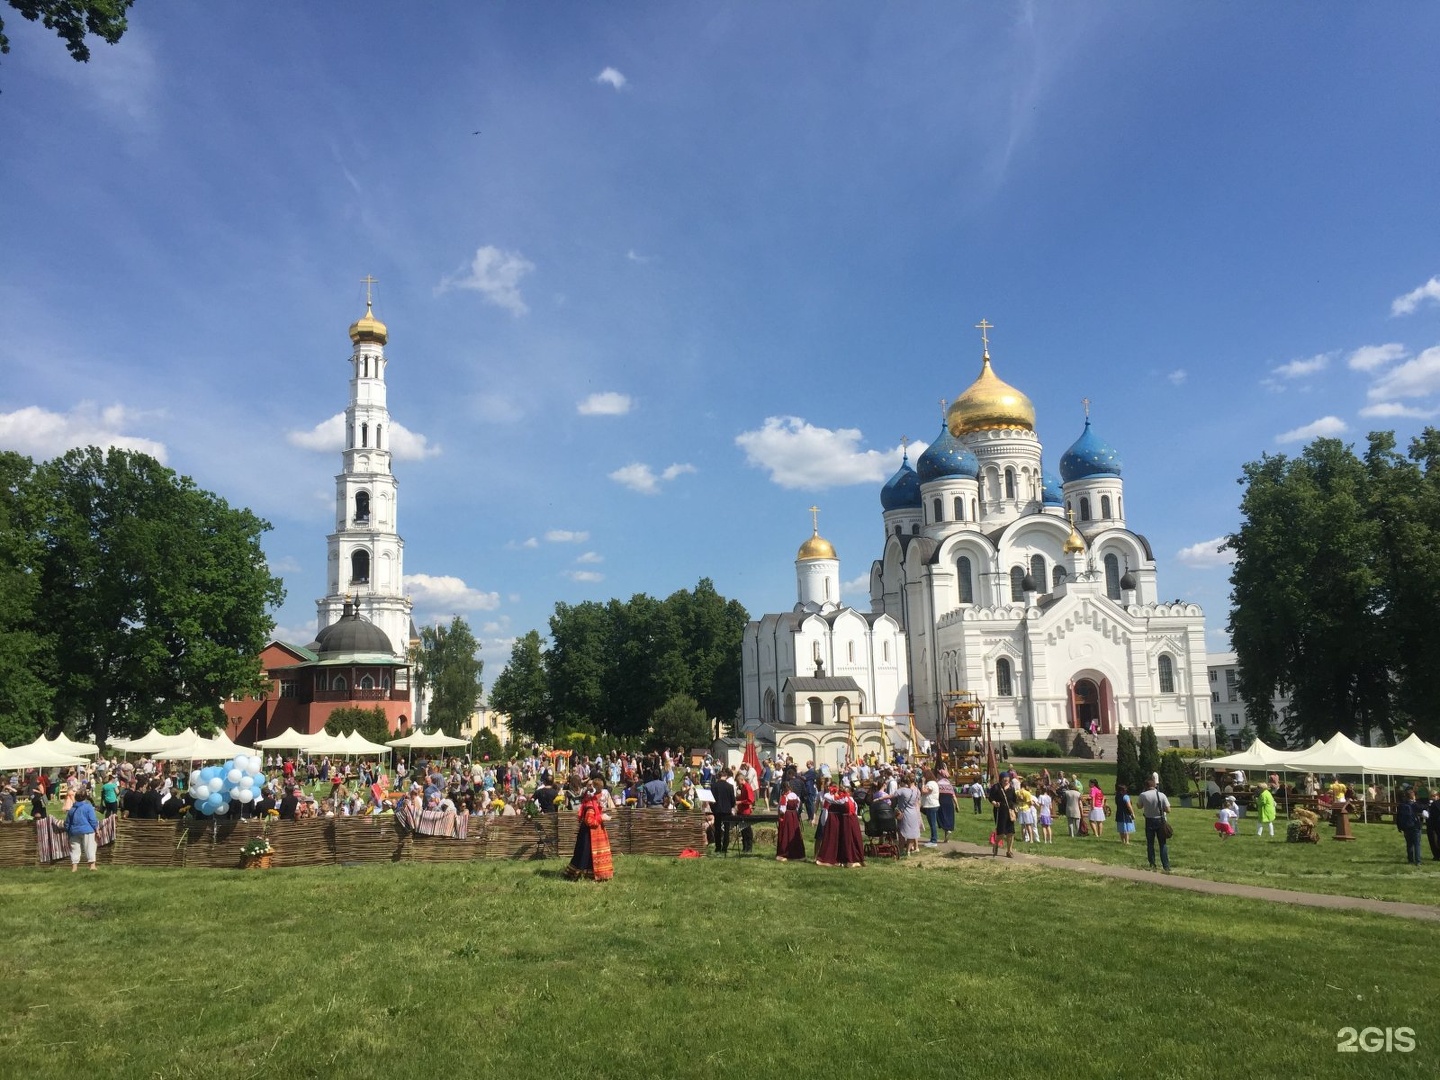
[
  {"xmin": 0, "ymin": 856, "xmax": 1436, "ymax": 1079},
  {"xmin": 947, "ymin": 782, "xmax": 1440, "ymax": 907}
]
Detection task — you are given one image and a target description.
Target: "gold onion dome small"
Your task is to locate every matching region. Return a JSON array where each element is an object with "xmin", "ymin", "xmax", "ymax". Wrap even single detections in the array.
[
  {"xmin": 947, "ymin": 352, "xmax": 1035, "ymax": 437},
  {"xmin": 1063, "ymin": 519, "xmax": 1086, "ymax": 554},
  {"xmin": 797, "ymin": 530, "xmax": 837, "ymax": 562},
  {"xmin": 348, "ymin": 302, "xmax": 388, "ymax": 346}
]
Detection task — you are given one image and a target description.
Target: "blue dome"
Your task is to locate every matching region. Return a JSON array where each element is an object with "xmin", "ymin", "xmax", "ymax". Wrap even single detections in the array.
[
  {"xmin": 1041, "ymin": 468, "xmax": 1065, "ymax": 506},
  {"xmin": 916, "ymin": 423, "xmax": 980, "ymax": 483},
  {"xmin": 880, "ymin": 453, "xmax": 922, "ymax": 511},
  {"xmin": 1059, "ymin": 419, "xmax": 1123, "ymax": 482}
]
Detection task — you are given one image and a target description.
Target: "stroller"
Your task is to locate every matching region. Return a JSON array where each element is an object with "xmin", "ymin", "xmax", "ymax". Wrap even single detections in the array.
[{"xmin": 864, "ymin": 797, "xmax": 902, "ymax": 859}]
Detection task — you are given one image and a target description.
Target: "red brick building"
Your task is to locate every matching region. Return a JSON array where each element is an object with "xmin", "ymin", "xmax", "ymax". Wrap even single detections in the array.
[{"xmin": 225, "ymin": 602, "xmax": 413, "ymax": 743}]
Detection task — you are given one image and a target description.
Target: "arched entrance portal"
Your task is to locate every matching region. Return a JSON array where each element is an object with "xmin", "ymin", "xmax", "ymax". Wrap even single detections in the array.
[{"xmin": 1068, "ymin": 675, "xmax": 1114, "ymax": 734}]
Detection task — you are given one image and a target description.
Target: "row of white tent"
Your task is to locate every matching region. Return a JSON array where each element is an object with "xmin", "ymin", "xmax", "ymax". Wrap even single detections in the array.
[
  {"xmin": 0, "ymin": 725, "xmax": 471, "ymax": 772},
  {"xmin": 1201, "ymin": 731, "xmax": 1440, "ymax": 778}
]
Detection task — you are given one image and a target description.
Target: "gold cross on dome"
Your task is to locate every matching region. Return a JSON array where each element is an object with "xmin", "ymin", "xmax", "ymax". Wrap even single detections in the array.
[
  {"xmin": 939, "ymin": 398, "xmax": 948, "ymax": 419},
  {"xmin": 900, "ymin": 435, "xmax": 910, "ymax": 451},
  {"xmin": 975, "ymin": 318, "xmax": 993, "ymax": 355},
  {"xmin": 361, "ymin": 274, "xmax": 378, "ymax": 308},
  {"xmin": 809, "ymin": 505, "xmax": 821, "ymax": 534},
  {"xmin": 1082, "ymin": 396, "xmax": 1091, "ymax": 420}
]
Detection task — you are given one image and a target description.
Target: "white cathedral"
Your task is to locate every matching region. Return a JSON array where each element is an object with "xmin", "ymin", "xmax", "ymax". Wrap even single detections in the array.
[{"xmin": 740, "ymin": 328, "xmax": 1210, "ymax": 762}]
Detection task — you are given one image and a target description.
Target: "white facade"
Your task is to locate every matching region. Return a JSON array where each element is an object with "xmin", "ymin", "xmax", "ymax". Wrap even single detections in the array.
[
  {"xmin": 316, "ymin": 302, "xmax": 414, "ymax": 662},
  {"xmin": 869, "ymin": 344, "xmax": 1211, "ymax": 747}
]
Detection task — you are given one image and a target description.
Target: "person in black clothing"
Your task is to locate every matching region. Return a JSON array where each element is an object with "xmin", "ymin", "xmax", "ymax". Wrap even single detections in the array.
[
  {"xmin": 30, "ymin": 786, "xmax": 48, "ymax": 820},
  {"xmin": 138, "ymin": 781, "xmax": 163, "ymax": 820},
  {"xmin": 121, "ymin": 782, "xmax": 143, "ymax": 819},
  {"xmin": 533, "ymin": 775, "xmax": 560, "ymax": 813},
  {"xmin": 988, "ymin": 774, "xmax": 1018, "ymax": 858},
  {"xmin": 710, "ymin": 767, "xmax": 737, "ymax": 852},
  {"xmin": 158, "ymin": 790, "xmax": 183, "ymax": 819},
  {"xmin": 279, "ymin": 786, "xmax": 300, "ymax": 821}
]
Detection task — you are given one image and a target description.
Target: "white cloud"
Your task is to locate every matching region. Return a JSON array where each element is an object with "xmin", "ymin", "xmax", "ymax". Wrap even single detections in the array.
[
  {"xmin": 545, "ymin": 529, "xmax": 589, "ymax": 543},
  {"xmin": 626, "ymin": 249, "xmax": 656, "ymax": 264},
  {"xmin": 0, "ymin": 402, "xmax": 167, "ymax": 462},
  {"xmin": 840, "ymin": 573, "xmax": 872, "ymax": 599},
  {"xmin": 576, "ymin": 551, "xmax": 604, "ymax": 564},
  {"xmin": 1175, "ymin": 537, "xmax": 1235, "ymax": 569},
  {"xmin": 1271, "ymin": 353, "xmax": 1331, "ymax": 379},
  {"xmin": 1166, "ymin": 369, "xmax": 1187, "ymax": 386},
  {"xmin": 735, "ymin": 416, "xmax": 915, "ymax": 490},
  {"xmin": 1366, "ymin": 346, "xmax": 1440, "ymax": 401},
  {"xmin": 270, "ymin": 622, "xmax": 319, "ymax": 649},
  {"xmin": 1275, "ymin": 416, "xmax": 1348, "ymax": 444},
  {"xmin": 595, "ymin": 67, "xmax": 627, "ymax": 90},
  {"xmin": 404, "ymin": 573, "xmax": 501, "ymax": 612},
  {"xmin": 1391, "ymin": 276, "xmax": 1440, "ymax": 316},
  {"xmin": 1359, "ymin": 402, "xmax": 1440, "ymax": 420},
  {"xmin": 440, "ymin": 245, "xmax": 535, "ymax": 316},
  {"xmin": 566, "ymin": 570, "xmax": 605, "ymax": 583},
  {"xmin": 608, "ymin": 461, "xmax": 696, "ymax": 494},
  {"xmin": 504, "ymin": 537, "xmax": 540, "ymax": 551},
  {"xmin": 1347, "ymin": 343, "xmax": 1408, "ymax": 372},
  {"xmin": 577, "ymin": 392, "xmax": 633, "ymax": 416},
  {"xmin": 286, "ymin": 412, "xmax": 439, "ymax": 459},
  {"xmin": 268, "ymin": 556, "xmax": 302, "ymax": 574}
]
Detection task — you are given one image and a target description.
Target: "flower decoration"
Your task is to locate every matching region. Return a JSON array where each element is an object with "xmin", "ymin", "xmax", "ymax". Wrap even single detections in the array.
[{"xmin": 242, "ymin": 837, "xmax": 274, "ymax": 858}]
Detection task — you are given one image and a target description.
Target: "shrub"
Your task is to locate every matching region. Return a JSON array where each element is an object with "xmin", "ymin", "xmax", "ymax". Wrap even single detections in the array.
[
  {"xmin": 1159, "ymin": 751, "xmax": 1190, "ymax": 799},
  {"xmin": 1138, "ymin": 725, "xmax": 1161, "ymax": 785},
  {"xmin": 1009, "ymin": 739, "xmax": 1065, "ymax": 758},
  {"xmin": 1116, "ymin": 728, "xmax": 1141, "ymax": 793}
]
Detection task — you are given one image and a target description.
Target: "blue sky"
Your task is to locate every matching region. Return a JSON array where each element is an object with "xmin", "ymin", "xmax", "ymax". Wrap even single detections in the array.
[{"xmin": 3, "ymin": 2, "xmax": 1440, "ymax": 668}]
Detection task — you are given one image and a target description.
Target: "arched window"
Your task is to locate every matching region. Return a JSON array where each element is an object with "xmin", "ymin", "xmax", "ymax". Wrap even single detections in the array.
[
  {"xmin": 1104, "ymin": 553, "xmax": 1121, "ymax": 600},
  {"xmin": 834, "ymin": 697, "xmax": 850, "ymax": 723},
  {"xmin": 813, "ymin": 641, "xmax": 822, "ymax": 663},
  {"xmin": 360, "ymin": 674, "xmax": 375, "ymax": 690},
  {"xmin": 847, "ymin": 640, "xmax": 855, "ymax": 664},
  {"xmin": 376, "ymin": 424, "xmax": 382, "ymax": 449},
  {"xmin": 808, "ymin": 697, "xmax": 825, "ymax": 725},
  {"xmin": 354, "ymin": 491, "xmax": 370, "ymax": 523},
  {"xmin": 894, "ymin": 524, "xmax": 902, "ymax": 536},
  {"xmin": 882, "ymin": 640, "xmax": 890, "ymax": 663},
  {"xmin": 911, "ymin": 523, "xmax": 920, "ymax": 535},
  {"xmin": 351, "ymin": 549, "xmax": 370, "ymax": 584},
  {"xmin": 381, "ymin": 676, "xmax": 390, "ymax": 690},
  {"xmin": 1030, "ymin": 554, "xmax": 1045, "ymax": 589},
  {"xmin": 1005, "ymin": 468, "xmax": 1016, "ymax": 500},
  {"xmin": 361, "ymin": 422, "xmax": 368, "ymax": 448},
  {"xmin": 764, "ymin": 689, "xmax": 777, "ymax": 722},
  {"xmin": 933, "ymin": 498, "xmax": 943, "ymax": 523},
  {"xmin": 996, "ymin": 658, "xmax": 1013, "ymax": 697},
  {"xmin": 1080, "ymin": 497, "xmax": 1091, "ymax": 522},
  {"xmin": 1010, "ymin": 566, "xmax": 1025, "ymax": 602},
  {"xmin": 331, "ymin": 675, "xmax": 347, "ymax": 692},
  {"xmin": 954, "ymin": 496, "xmax": 964, "ymax": 521},
  {"xmin": 1118, "ymin": 497, "xmax": 1123, "ymax": 517},
  {"xmin": 957, "ymin": 556, "xmax": 974, "ymax": 604},
  {"xmin": 1158, "ymin": 654, "xmax": 1175, "ymax": 694},
  {"xmin": 971, "ymin": 499, "xmax": 977, "ymax": 520},
  {"xmin": 1052, "ymin": 565, "xmax": 1067, "ymax": 589},
  {"xmin": 1102, "ymin": 495, "xmax": 1112, "ymax": 519}
]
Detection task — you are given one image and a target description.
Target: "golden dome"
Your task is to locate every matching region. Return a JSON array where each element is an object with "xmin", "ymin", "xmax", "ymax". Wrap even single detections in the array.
[
  {"xmin": 797, "ymin": 530, "xmax": 837, "ymax": 562},
  {"xmin": 348, "ymin": 302, "xmax": 388, "ymax": 346},
  {"xmin": 1063, "ymin": 517, "xmax": 1086, "ymax": 554},
  {"xmin": 947, "ymin": 353, "xmax": 1035, "ymax": 437}
]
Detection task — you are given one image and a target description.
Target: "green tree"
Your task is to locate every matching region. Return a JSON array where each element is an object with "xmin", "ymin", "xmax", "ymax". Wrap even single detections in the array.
[
  {"xmin": 1158, "ymin": 751, "xmax": 1189, "ymax": 800},
  {"xmin": 471, "ymin": 727, "xmax": 502, "ymax": 761},
  {"xmin": 545, "ymin": 601, "xmax": 610, "ymax": 732},
  {"xmin": 647, "ymin": 692, "xmax": 710, "ymax": 751},
  {"xmin": 323, "ymin": 705, "xmax": 391, "ymax": 746},
  {"xmin": 1138, "ymin": 725, "xmax": 1160, "ymax": 787},
  {"xmin": 0, "ymin": 451, "xmax": 53, "ymax": 744},
  {"xmin": 411, "ymin": 616, "xmax": 483, "ymax": 736},
  {"xmin": 1, "ymin": 1, "xmax": 134, "ymax": 65},
  {"xmin": 605, "ymin": 593, "xmax": 688, "ymax": 737},
  {"xmin": 31, "ymin": 447, "xmax": 283, "ymax": 747},
  {"xmin": 1115, "ymin": 727, "xmax": 1141, "ymax": 794},
  {"xmin": 489, "ymin": 630, "xmax": 551, "ymax": 743},
  {"xmin": 1228, "ymin": 438, "xmax": 1390, "ymax": 743},
  {"xmin": 664, "ymin": 578, "xmax": 749, "ymax": 727}
]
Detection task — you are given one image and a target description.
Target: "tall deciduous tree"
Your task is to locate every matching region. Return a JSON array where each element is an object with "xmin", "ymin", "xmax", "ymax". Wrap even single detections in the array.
[
  {"xmin": 411, "ymin": 617, "xmax": 483, "ymax": 736},
  {"xmin": 28, "ymin": 447, "xmax": 282, "ymax": 746},
  {"xmin": 1, "ymin": 1, "xmax": 134, "ymax": 65},
  {"xmin": 0, "ymin": 451, "xmax": 53, "ymax": 744},
  {"xmin": 666, "ymin": 578, "xmax": 748, "ymax": 727},
  {"xmin": 323, "ymin": 705, "xmax": 391, "ymax": 747},
  {"xmin": 489, "ymin": 630, "xmax": 551, "ymax": 743},
  {"xmin": 546, "ymin": 601, "xmax": 610, "ymax": 732},
  {"xmin": 647, "ymin": 692, "xmax": 710, "ymax": 752}
]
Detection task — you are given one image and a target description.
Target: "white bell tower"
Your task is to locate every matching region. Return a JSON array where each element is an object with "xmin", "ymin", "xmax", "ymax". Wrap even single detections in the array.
[{"xmin": 316, "ymin": 277, "xmax": 413, "ymax": 659}]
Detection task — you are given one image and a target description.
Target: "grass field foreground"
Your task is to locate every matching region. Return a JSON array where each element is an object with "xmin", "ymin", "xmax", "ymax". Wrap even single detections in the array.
[{"xmin": 0, "ymin": 854, "xmax": 1436, "ymax": 1079}]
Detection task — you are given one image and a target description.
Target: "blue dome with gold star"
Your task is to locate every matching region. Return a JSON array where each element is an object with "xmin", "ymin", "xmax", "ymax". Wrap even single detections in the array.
[
  {"xmin": 1060, "ymin": 419, "xmax": 1123, "ymax": 482},
  {"xmin": 916, "ymin": 422, "xmax": 980, "ymax": 483},
  {"xmin": 880, "ymin": 453, "xmax": 922, "ymax": 511},
  {"xmin": 1041, "ymin": 468, "xmax": 1065, "ymax": 506}
]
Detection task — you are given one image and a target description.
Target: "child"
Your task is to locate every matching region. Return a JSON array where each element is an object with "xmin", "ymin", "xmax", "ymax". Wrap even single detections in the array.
[{"xmin": 1214, "ymin": 795, "xmax": 1238, "ymax": 838}]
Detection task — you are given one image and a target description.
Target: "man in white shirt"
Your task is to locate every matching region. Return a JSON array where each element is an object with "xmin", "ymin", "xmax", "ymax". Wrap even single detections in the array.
[{"xmin": 1136, "ymin": 775, "xmax": 1172, "ymax": 871}]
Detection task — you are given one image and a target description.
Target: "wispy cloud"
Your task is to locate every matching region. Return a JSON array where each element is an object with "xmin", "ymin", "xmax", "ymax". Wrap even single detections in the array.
[
  {"xmin": 1275, "ymin": 416, "xmax": 1348, "ymax": 444},
  {"xmin": 577, "ymin": 392, "xmax": 633, "ymax": 416},
  {"xmin": 626, "ymin": 249, "xmax": 657, "ymax": 264},
  {"xmin": 1366, "ymin": 346, "xmax": 1440, "ymax": 401},
  {"xmin": 1271, "ymin": 353, "xmax": 1331, "ymax": 379},
  {"xmin": 404, "ymin": 573, "xmax": 501, "ymax": 613},
  {"xmin": 0, "ymin": 402, "xmax": 167, "ymax": 462},
  {"xmin": 840, "ymin": 573, "xmax": 871, "ymax": 599},
  {"xmin": 1166, "ymin": 369, "xmax": 1187, "ymax": 386},
  {"xmin": 505, "ymin": 537, "xmax": 540, "ymax": 551},
  {"xmin": 268, "ymin": 556, "xmax": 303, "ymax": 574},
  {"xmin": 595, "ymin": 67, "xmax": 627, "ymax": 90},
  {"xmin": 1176, "ymin": 537, "xmax": 1235, "ymax": 569},
  {"xmin": 545, "ymin": 529, "xmax": 589, "ymax": 543},
  {"xmin": 1358, "ymin": 402, "xmax": 1439, "ymax": 420},
  {"xmin": 1391, "ymin": 276, "xmax": 1440, "ymax": 316},
  {"xmin": 439, "ymin": 245, "xmax": 535, "ymax": 316},
  {"xmin": 576, "ymin": 551, "xmax": 604, "ymax": 565},
  {"xmin": 608, "ymin": 462, "xmax": 696, "ymax": 495},
  {"xmin": 566, "ymin": 570, "xmax": 605, "ymax": 583},
  {"xmin": 286, "ymin": 412, "xmax": 439, "ymax": 460},
  {"xmin": 1348, "ymin": 343, "xmax": 1408, "ymax": 372},
  {"xmin": 736, "ymin": 416, "xmax": 913, "ymax": 490}
]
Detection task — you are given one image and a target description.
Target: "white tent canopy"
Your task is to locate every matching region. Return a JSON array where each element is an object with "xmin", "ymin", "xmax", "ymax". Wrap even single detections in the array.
[
  {"xmin": 387, "ymin": 729, "xmax": 469, "ymax": 750},
  {"xmin": 338, "ymin": 730, "xmax": 391, "ymax": 755},
  {"xmin": 0, "ymin": 743, "xmax": 89, "ymax": 771},
  {"xmin": 254, "ymin": 728, "xmax": 320, "ymax": 751},
  {"xmin": 153, "ymin": 733, "xmax": 250, "ymax": 762},
  {"xmin": 1353, "ymin": 733, "xmax": 1440, "ymax": 777},
  {"xmin": 1199, "ymin": 738, "xmax": 1298, "ymax": 771},
  {"xmin": 111, "ymin": 728, "xmax": 200, "ymax": 755},
  {"xmin": 1280, "ymin": 732, "xmax": 1380, "ymax": 774},
  {"xmin": 38, "ymin": 732, "xmax": 99, "ymax": 757}
]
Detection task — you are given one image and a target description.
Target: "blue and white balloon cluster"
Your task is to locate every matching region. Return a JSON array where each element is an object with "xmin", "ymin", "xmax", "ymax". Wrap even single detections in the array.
[{"xmin": 188, "ymin": 755, "xmax": 266, "ymax": 816}]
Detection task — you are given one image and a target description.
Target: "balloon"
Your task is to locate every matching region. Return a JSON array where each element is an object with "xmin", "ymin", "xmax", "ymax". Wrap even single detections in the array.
[
  {"xmin": 193, "ymin": 784, "xmax": 211, "ymax": 801},
  {"xmin": 239, "ymin": 775, "xmax": 254, "ymax": 790},
  {"xmin": 234, "ymin": 788, "xmax": 253, "ymax": 803},
  {"xmin": 227, "ymin": 769, "xmax": 242, "ymax": 784},
  {"xmin": 205, "ymin": 793, "xmax": 224, "ymax": 810},
  {"xmin": 215, "ymin": 802, "xmax": 231, "ymax": 816},
  {"xmin": 189, "ymin": 770, "xmax": 202, "ymax": 788}
]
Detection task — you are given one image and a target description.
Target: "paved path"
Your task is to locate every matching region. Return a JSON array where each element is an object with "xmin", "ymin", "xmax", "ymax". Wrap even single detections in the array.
[{"xmin": 942, "ymin": 840, "xmax": 1440, "ymax": 922}]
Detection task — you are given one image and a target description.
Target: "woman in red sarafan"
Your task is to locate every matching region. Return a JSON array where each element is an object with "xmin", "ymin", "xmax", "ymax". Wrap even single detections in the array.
[
  {"xmin": 564, "ymin": 779, "xmax": 613, "ymax": 881},
  {"xmin": 832, "ymin": 786, "xmax": 866, "ymax": 868},
  {"xmin": 775, "ymin": 785, "xmax": 806, "ymax": 861}
]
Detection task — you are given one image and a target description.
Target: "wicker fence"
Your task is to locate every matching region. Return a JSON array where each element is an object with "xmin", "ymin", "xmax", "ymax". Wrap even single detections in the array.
[{"xmin": 0, "ymin": 809, "xmax": 707, "ymax": 871}]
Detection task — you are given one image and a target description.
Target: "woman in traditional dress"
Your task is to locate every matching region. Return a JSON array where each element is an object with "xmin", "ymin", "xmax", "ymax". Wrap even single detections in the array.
[
  {"xmin": 832, "ymin": 785, "xmax": 866, "ymax": 867},
  {"xmin": 814, "ymin": 786, "xmax": 841, "ymax": 865},
  {"xmin": 936, "ymin": 767, "xmax": 957, "ymax": 844},
  {"xmin": 564, "ymin": 779, "xmax": 614, "ymax": 881},
  {"xmin": 775, "ymin": 782, "xmax": 806, "ymax": 861}
]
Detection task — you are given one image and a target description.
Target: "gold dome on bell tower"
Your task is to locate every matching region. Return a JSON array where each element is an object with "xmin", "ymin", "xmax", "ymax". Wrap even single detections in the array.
[
  {"xmin": 348, "ymin": 275, "xmax": 388, "ymax": 346},
  {"xmin": 947, "ymin": 319, "xmax": 1035, "ymax": 437},
  {"xmin": 796, "ymin": 504, "xmax": 837, "ymax": 561}
]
